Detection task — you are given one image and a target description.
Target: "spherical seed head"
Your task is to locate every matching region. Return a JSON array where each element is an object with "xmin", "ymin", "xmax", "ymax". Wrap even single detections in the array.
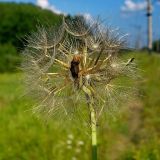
[
  {"xmin": 22, "ymin": 16, "xmax": 138, "ymax": 125},
  {"xmin": 92, "ymin": 43, "xmax": 99, "ymax": 49}
]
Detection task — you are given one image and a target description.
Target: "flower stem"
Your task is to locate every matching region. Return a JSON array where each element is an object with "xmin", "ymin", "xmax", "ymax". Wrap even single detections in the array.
[
  {"xmin": 89, "ymin": 99, "xmax": 97, "ymax": 160},
  {"xmin": 82, "ymin": 84, "xmax": 98, "ymax": 160}
]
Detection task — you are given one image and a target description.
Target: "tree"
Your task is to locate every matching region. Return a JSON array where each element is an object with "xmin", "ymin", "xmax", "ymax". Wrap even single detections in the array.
[{"xmin": 0, "ymin": 2, "xmax": 62, "ymax": 72}]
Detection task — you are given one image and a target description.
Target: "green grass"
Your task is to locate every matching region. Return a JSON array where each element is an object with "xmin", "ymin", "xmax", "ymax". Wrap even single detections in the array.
[{"xmin": 0, "ymin": 52, "xmax": 160, "ymax": 160}]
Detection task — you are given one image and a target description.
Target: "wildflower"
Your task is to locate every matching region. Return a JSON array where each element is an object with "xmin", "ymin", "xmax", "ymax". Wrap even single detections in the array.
[
  {"xmin": 77, "ymin": 140, "xmax": 84, "ymax": 146},
  {"xmin": 67, "ymin": 140, "xmax": 72, "ymax": 145},
  {"xmin": 75, "ymin": 148, "xmax": 81, "ymax": 153},
  {"xmin": 68, "ymin": 134, "xmax": 74, "ymax": 140},
  {"xmin": 67, "ymin": 145, "xmax": 72, "ymax": 149},
  {"xmin": 71, "ymin": 157, "xmax": 77, "ymax": 160}
]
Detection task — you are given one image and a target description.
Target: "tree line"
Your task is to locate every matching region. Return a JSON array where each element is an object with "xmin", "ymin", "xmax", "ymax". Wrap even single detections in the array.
[{"xmin": 0, "ymin": 2, "xmax": 62, "ymax": 72}]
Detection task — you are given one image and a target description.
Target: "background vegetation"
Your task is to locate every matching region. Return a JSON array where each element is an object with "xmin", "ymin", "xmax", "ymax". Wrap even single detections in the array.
[
  {"xmin": 0, "ymin": 2, "xmax": 62, "ymax": 72},
  {"xmin": 0, "ymin": 53, "xmax": 160, "ymax": 160},
  {"xmin": 0, "ymin": 2, "xmax": 160, "ymax": 160}
]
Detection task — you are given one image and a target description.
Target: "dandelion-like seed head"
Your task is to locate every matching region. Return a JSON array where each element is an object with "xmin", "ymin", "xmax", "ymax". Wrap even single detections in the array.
[
  {"xmin": 74, "ymin": 50, "xmax": 79, "ymax": 55},
  {"xmin": 22, "ymin": 16, "xmax": 137, "ymax": 125},
  {"xmin": 85, "ymin": 74, "xmax": 90, "ymax": 80},
  {"xmin": 92, "ymin": 43, "xmax": 99, "ymax": 49}
]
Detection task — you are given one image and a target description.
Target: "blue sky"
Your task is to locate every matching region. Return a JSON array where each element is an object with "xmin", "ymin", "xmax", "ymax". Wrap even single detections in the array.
[{"xmin": 0, "ymin": 0, "xmax": 160, "ymax": 47}]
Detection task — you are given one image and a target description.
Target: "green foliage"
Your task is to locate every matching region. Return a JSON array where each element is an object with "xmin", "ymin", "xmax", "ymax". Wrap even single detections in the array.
[
  {"xmin": 152, "ymin": 40, "xmax": 160, "ymax": 53},
  {"xmin": 0, "ymin": 2, "xmax": 62, "ymax": 72},
  {"xmin": 0, "ymin": 52, "xmax": 160, "ymax": 159},
  {"xmin": 0, "ymin": 44, "xmax": 21, "ymax": 72},
  {"xmin": 0, "ymin": 2, "xmax": 62, "ymax": 50}
]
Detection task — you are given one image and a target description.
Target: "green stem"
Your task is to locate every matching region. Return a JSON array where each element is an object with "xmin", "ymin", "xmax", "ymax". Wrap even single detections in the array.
[
  {"xmin": 89, "ymin": 100, "xmax": 97, "ymax": 160},
  {"xmin": 82, "ymin": 85, "xmax": 98, "ymax": 160}
]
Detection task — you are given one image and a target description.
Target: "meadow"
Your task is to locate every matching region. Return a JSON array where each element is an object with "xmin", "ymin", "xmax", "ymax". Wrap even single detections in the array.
[{"xmin": 0, "ymin": 52, "xmax": 160, "ymax": 160}]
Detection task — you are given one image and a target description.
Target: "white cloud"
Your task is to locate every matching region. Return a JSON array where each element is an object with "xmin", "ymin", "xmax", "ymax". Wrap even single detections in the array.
[
  {"xmin": 75, "ymin": 13, "xmax": 94, "ymax": 23},
  {"xmin": 83, "ymin": 13, "xmax": 93, "ymax": 22},
  {"xmin": 36, "ymin": 0, "xmax": 65, "ymax": 15},
  {"xmin": 121, "ymin": 0, "xmax": 147, "ymax": 12}
]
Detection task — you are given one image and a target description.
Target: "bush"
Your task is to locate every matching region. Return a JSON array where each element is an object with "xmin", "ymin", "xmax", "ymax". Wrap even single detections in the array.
[
  {"xmin": 152, "ymin": 40, "xmax": 160, "ymax": 53},
  {"xmin": 0, "ymin": 44, "xmax": 21, "ymax": 72},
  {"xmin": 0, "ymin": 2, "xmax": 62, "ymax": 72},
  {"xmin": 0, "ymin": 2, "xmax": 62, "ymax": 51}
]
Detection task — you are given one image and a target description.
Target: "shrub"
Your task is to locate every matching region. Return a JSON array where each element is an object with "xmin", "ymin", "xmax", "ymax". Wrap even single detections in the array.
[{"xmin": 0, "ymin": 44, "xmax": 21, "ymax": 72}]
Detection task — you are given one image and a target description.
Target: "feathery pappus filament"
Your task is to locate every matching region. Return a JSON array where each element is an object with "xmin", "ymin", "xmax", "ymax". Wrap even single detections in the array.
[{"xmin": 22, "ymin": 16, "xmax": 137, "ymax": 124}]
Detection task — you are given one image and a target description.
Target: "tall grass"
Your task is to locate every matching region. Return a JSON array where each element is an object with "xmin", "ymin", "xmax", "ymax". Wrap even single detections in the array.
[{"xmin": 0, "ymin": 52, "xmax": 160, "ymax": 159}]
